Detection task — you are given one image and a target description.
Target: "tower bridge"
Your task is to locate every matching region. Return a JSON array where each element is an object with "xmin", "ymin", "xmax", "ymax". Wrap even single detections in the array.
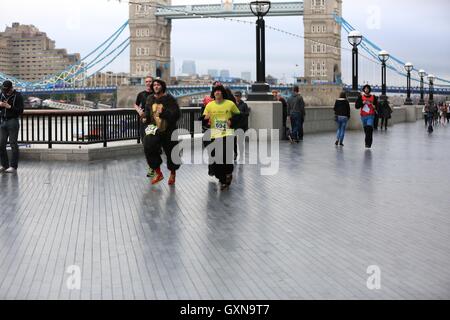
[{"xmin": 130, "ymin": 0, "xmax": 342, "ymax": 85}]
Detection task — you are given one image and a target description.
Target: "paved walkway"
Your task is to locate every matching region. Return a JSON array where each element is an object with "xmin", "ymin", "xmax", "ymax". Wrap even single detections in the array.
[{"xmin": 0, "ymin": 121, "xmax": 449, "ymax": 300}]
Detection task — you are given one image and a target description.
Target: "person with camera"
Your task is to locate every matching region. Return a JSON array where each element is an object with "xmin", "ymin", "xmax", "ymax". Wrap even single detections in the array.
[{"xmin": 0, "ymin": 81, "xmax": 24, "ymax": 173}]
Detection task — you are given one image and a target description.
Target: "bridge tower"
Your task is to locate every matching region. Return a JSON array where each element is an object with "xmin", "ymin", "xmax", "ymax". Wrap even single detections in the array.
[
  {"xmin": 129, "ymin": 0, "xmax": 172, "ymax": 82},
  {"xmin": 303, "ymin": 0, "xmax": 342, "ymax": 84}
]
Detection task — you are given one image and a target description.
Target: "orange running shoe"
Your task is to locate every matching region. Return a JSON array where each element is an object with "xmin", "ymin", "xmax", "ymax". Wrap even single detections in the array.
[
  {"xmin": 168, "ymin": 172, "xmax": 176, "ymax": 186},
  {"xmin": 151, "ymin": 171, "xmax": 164, "ymax": 185}
]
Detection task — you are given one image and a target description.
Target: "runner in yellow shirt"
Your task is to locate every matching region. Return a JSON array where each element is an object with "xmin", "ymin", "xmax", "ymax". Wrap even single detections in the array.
[{"xmin": 203, "ymin": 85, "xmax": 240, "ymax": 190}]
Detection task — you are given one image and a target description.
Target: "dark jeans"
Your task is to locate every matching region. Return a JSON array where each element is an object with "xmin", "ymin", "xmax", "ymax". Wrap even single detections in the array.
[
  {"xmin": 139, "ymin": 122, "xmax": 146, "ymax": 142},
  {"xmin": 374, "ymin": 113, "xmax": 379, "ymax": 130},
  {"xmin": 282, "ymin": 112, "xmax": 287, "ymax": 140},
  {"xmin": 290, "ymin": 112, "xmax": 304, "ymax": 141},
  {"xmin": 380, "ymin": 117, "xmax": 389, "ymax": 129},
  {"xmin": 143, "ymin": 131, "xmax": 180, "ymax": 172},
  {"xmin": 233, "ymin": 127, "xmax": 247, "ymax": 159},
  {"xmin": 361, "ymin": 116, "xmax": 374, "ymax": 147},
  {"xmin": 0, "ymin": 118, "xmax": 20, "ymax": 169}
]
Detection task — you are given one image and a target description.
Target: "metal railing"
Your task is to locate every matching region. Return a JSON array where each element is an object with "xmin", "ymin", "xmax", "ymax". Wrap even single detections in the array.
[{"xmin": 18, "ymin": 107, "xmax": 203, "ymax": 149}]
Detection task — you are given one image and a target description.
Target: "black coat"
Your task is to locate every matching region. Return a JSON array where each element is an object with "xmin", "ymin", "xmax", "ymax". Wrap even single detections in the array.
[
  {"xmin": 378, "ymin": 100, "xmax": 392, "ymax": 119},
  {"xmin": 232, "ymin": 100, "xmax": 250, "ymax": 130},
  {"xmin": 333, "ymin": 99, "xmax": 351, "ymax": 118},
  {"xmin": 144, "ymin": 93, "xmax": 180, "ymax": 133},
  {"xmin": 0, "ymin": 90, "xmax": 24, "ymax": 119}
]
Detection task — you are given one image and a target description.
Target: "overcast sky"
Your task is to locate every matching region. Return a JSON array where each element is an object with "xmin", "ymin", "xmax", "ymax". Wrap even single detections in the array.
[{"xmin": 2, "ymin": 0, "xmax": 450, "ymax": 84}]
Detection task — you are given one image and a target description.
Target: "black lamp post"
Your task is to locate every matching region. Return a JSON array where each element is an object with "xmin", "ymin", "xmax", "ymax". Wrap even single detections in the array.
[
  {"xmin": 418, "ymin": 69, "xmax": 426, "ymax": 105},
  {"xmin": 427, "ymin": 74, "xmax": 435, "ymax": 104},
  {"xmin": 404, "ymin": 62, "xmax": 413, "ymax": 105},
  {"xmin": 378, "ymin": 50, "xmax": 390, "ymax": 102},
  {"xmin": 347, "ymin": 30, "xmax": 362, "ymax": 102},
  {"xmin": 247, "ymin": 1, "xmax": 272, "ymax": 101}
]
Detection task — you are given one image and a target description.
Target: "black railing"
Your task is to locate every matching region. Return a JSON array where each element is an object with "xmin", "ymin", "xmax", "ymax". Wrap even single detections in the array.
[{"xmin": 18, "ymin": 107, "xmax": 203, "ymax": 149}]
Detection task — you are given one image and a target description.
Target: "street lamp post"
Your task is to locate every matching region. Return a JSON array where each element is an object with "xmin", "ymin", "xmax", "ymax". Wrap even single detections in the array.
[
  {"xmin": 247, "ymin": 1, "xmax": 272, "ymax": 101},
  {"xmin": 347, "ymin": 30, "xmax": 362, "ymax": 102},
  {"xmin": 404, "ymin": 62, "xmax": 413, "ymax": 105},
  {"xmin": 418, "ymin": 69, "xmax": 426, "ymax": 105},
  {"xmin": 427, "ymin": 74, "xmax": 435, "ymax": 104},
  {"xmin": 378, "ymin": 50, "xmax": 390, "ymax": 102}
]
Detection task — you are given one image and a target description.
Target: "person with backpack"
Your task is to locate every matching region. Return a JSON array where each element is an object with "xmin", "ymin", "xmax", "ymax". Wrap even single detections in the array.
[
  {"xmin": 0, "ymin": 80, "xmax": 24, "ymax": 173},
  {"xmin": 378, "ymin": 99, "xmax": 392, "ymax": 130}
]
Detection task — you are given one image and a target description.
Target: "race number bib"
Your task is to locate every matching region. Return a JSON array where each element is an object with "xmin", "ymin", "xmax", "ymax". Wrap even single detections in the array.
[
  {"xmin": 145, "ymin": 124, "xmax": 158, "ymax": 136},
  {"xmin": 214, "ymin": 120, "xmax": 227, "ymax": 131}
]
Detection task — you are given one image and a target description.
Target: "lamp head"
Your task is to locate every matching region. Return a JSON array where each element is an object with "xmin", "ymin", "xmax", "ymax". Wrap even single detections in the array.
[
  {"xmin": 250, "ymin": 1, "xmax": 271, "ymax": 17},
  {"xmin": 378, "ymin": 50, "xmax": 390, "ymax": 63},
  {"xmin": 404, "ymin": 62, "xmax": 413, "ymax": 72},
  {"xmin": 348, "ymin": 30, "xmax": 362, "ymax": 46}
]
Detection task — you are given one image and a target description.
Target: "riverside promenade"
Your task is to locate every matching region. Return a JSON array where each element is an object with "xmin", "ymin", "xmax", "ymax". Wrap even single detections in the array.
[{"xmin": 0, "ymin": 121, "xmax": 449, "ymax": 300}]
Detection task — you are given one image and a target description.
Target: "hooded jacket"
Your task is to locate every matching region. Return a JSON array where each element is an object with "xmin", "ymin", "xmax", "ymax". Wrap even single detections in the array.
[{"xmin": 144, "ymin": 93, "xmax": 180, "ymax": 133}]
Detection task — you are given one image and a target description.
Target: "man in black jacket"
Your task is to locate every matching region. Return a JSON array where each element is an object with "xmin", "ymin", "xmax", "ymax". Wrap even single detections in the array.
[
  {"xmin": 134, "ymin": 76, "xmax": 154, "ymax": 178},
  {"xmin": 134, "ymin": 76, "xmax": 154, "ymax": 140},
  {"xmin": 287, "ymin": 86, "xmax": 306, "ymax": 142},
  {"xmin": 142, "ymin": 79, "xmax": 181, "ymax": 186},
  {"xmin": 232, "ymin": 91, "xmax": 250, "ymax": 161},
  {"xmin": 0, "ymin": 80, "xmax": 24, "ymax": 173}
]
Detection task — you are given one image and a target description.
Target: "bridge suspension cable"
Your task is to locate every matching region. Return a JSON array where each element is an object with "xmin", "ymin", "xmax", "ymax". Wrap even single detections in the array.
[
  {"xmin": 335, "ymin": 15, "xmax": 450, "ymax": 88},
  {"xmin": 1, "ymin": 20, "xmax": 130, "ymax": 89}
]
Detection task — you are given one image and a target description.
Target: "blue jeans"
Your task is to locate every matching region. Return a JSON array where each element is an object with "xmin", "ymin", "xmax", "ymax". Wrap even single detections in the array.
[
  {"xmin": 0, "ymin": 118, "xmax": 20, "ymax": 169},
  {"xmin": 361, "ymin": 115, "xmax": 375, "ymax": 147},
  {"xmin": 290, "ymin": 112, "xmax": 304, "ymax": 141},
  {"xmin": 336, "ymin": 116, "xmax": 348, "ymax": 142},
  {"xmin": 361, "ymin": 115, "xmax": 375, "ymax": 127}
]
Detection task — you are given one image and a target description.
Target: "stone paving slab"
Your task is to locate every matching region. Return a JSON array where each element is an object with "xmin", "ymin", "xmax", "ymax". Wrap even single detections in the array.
[{"xmin": 0, "ymin": 122, "xmax": 449, "ymax": 300}]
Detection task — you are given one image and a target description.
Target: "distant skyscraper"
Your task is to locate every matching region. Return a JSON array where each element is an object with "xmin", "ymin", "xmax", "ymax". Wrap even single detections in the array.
[
  {"xmin": 170, "ymin": 57, "xmax": 176, "ymax": 77},
  {"xmin": 182, "ymin": 60, "xmax": 196, "ymax": 75},
  {"xmin": 220, "ymin": 69, "xmax": 230, "ymax": 78},
  {"xmin": 241, "ymin": 71, "xmax": 252, "ymax": 82},
  {"xmin": 208, "ymin": 69, "xmax": 218, "ymax": 78}
]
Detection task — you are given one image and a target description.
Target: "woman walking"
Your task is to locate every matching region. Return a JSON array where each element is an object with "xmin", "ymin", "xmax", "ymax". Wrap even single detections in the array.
[
  {"xmin": 355, "ymin": 84, "xmax": 378, "ymax": 149},
  {"xmin": 378, "ymin": 99, "xmax": 392, "ymax": 130},
  {"xmin": 333, "ymin": 91, "xmax": 350, "ymax": 146}
]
